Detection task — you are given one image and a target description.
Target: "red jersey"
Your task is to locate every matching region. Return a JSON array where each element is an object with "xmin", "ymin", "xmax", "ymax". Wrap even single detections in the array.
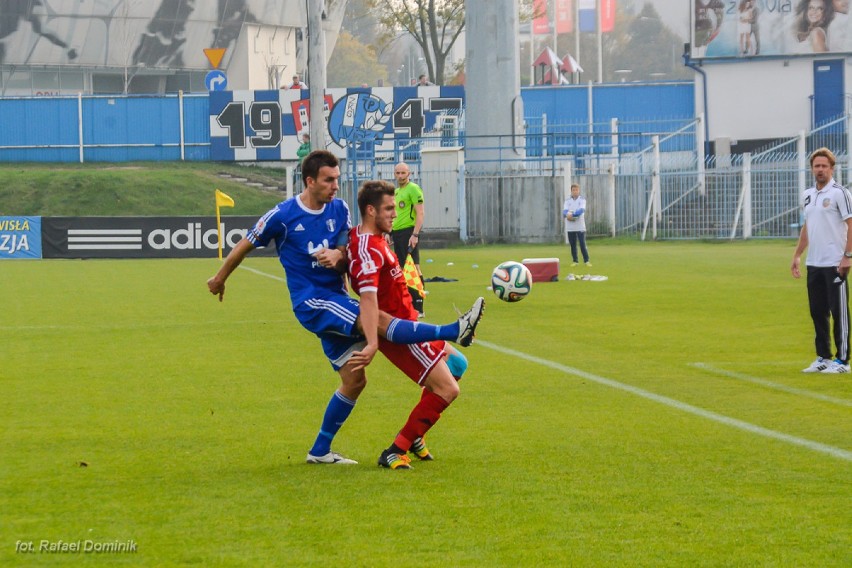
[{"xmin": 348, "ymin": 227, "xmax": 418, "ymax": 320}]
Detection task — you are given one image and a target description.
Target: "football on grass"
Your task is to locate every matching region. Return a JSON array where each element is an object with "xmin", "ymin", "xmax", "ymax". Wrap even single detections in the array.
[{"xmin": 491, "ymin": 261, "xmax": 532, "ymax": 302}]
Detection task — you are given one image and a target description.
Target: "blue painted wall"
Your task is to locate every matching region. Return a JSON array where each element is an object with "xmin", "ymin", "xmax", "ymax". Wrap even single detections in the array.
[
  {"xmin": 522, "ymin": 82, "xmax": 695, "ymax": 156},
  {"xmin": 0, "ymin": 83, "xmax": 694, "ymax": 163}
]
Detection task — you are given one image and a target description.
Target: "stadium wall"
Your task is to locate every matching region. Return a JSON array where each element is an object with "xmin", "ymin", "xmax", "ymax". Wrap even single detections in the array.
[
  {"xmin": 522, "ymin": 82, "xmax": 695, "ymax": 127},
  {"xmin": 0, "ymin": 84, "xmax": 694, "ymax": 163},
  {"xmin": 0, "ymin": 94, "xmax": 211, "ymax": 163}
]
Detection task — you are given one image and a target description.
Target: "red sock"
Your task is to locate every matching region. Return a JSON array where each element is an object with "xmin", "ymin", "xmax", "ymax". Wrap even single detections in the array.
[{"xmin": 393, "ymin": 390, "xmax": 450, "ymax": 451}]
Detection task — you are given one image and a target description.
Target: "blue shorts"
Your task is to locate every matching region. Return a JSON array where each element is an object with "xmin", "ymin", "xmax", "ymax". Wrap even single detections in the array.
[{"xmin": 294, "ymin": 293, "xmax": 365, "ymax": 370}]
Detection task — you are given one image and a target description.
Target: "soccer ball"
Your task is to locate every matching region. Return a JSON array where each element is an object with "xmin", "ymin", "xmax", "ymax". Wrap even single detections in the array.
[{"xmin": 491, "ymin": 261, "xmax": 532, "ymax": 302}]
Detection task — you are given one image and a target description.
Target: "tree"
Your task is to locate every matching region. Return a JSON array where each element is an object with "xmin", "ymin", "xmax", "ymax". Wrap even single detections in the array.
[
  {"xmin": 327, "ymin": 31, "xmax": 389, "ymax": 87},
  {"xmin": 368, "ymin": 0, "xmax": 465, "ymax": 85},
  {"xmin": 341, "ymin": 0, "xmax": 381, "ymax": 46},
  {"xmin": 606, "ymin": 3, "xmax": 690, "ymax": 82},
  {"xmin": 529, "ymin": 2, "xmax": 689, "ymax": 84}
]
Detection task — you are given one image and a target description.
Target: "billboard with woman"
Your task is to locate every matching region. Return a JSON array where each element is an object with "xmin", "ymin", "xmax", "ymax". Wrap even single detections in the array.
[{"xmin": 692, "ymin": 0, "xmax": 852, "ymax": 58}]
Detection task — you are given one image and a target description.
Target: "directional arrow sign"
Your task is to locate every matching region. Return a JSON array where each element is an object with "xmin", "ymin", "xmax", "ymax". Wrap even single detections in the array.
[{"xmin": 205, "ymin": 70, "xmax": 228, "ymax": 92}]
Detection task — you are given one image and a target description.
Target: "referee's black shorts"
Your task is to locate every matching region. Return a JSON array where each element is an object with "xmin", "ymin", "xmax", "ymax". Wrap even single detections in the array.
[{"xmin": 391, "ymin": 226, "xmax": 419, "ymax": 265}]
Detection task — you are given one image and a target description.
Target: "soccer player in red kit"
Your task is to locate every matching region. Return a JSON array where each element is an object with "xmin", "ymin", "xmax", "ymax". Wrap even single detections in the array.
[{"xmin": 348, "ymin": 180, "xmax": 483, "ymax": 469}]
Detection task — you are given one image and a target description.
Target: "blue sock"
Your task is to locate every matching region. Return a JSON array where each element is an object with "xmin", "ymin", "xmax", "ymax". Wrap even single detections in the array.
[
  {"xmin": 309, "ymin": 391, "xmax": 355, "ymax": 456},
  {"xmin": 385, "ymin": 318, "xmax": 459, "ymax": 344}
]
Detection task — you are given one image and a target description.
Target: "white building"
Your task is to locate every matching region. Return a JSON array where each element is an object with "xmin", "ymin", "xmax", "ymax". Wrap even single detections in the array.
[{"xmin": 691, "ymin": 0, "xmax": 851, "ymax": 152}]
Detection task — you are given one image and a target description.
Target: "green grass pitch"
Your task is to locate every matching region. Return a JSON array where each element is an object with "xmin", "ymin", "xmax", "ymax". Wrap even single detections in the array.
[{"xmin": 2, "ymin": 241, "xmax": 850, "ymax": 566}]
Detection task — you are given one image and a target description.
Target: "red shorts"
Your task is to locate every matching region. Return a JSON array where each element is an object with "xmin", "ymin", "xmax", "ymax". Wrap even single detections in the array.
[{"xmin": 379, "ymin": 338, "xmax": 446, "ymax": 385}]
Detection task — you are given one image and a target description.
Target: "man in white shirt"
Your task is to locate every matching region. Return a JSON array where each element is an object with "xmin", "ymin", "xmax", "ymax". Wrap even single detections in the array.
[{"xmin": 791, "ymin": 147, "xmax": 852, "ymax": 373}]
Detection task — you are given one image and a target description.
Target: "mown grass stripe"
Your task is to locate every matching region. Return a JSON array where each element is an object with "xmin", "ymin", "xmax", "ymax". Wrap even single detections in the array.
[
  {"xmin": 478, "ymin": 340, "xmax": 852, "ymax": 463},
  {"xmin": 690, "ymin": 362, "xmax": 852, "ymax": 408}
]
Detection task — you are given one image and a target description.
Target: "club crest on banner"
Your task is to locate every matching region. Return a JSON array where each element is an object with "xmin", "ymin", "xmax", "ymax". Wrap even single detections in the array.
[{"xmin": 328, "ymin": 93, "xmax": 393, "ymax": 146}]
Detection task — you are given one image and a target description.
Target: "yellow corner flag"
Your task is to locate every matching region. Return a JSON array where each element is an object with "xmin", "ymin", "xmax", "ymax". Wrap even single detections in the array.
[
  {"xmin": 214, "ymin": 189, "xmax": 235, "ymax": 260},
  {"xmin": 215, "ymin": 189, "xmax": 235, "ymax": 208},
  {"xmin": 403, "ymin": 255, "xmax": 425, "ymax": 298}
]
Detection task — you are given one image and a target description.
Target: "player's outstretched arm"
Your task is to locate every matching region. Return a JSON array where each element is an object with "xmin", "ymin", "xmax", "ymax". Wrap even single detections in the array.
[{"xmin": 207, "ymin": 238, "xmax": 256, "ymax": 301}]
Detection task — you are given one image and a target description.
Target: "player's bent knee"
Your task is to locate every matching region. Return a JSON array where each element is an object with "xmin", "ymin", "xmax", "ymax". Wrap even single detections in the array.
[
  {"xmin": 338, "ymin": 367, "xmax": 367, "ymax": 399},
  {"xmin": 432, "ymin": 381, "xmax": 459, "ymax": 404},
  {"xmin": 425, "ymin": 364, "xmax": 459, "ymax": 403}
]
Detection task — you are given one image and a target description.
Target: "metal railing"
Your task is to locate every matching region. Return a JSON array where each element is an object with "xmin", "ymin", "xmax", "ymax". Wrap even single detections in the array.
[{"xmin": 339, "ymin": 110, "xmax": 852, "ymax": 242}]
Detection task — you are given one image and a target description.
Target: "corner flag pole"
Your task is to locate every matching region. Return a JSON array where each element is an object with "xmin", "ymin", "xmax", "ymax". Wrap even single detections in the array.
[{"xmin": 214, "ymin": 189, "xmax": 235, "ymax": 259}]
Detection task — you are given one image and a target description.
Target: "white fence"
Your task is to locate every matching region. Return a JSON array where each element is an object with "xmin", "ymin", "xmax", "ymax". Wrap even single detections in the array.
[{"xmin": 339, "ymin": 115, "xmax": 850, "ymax": 243}]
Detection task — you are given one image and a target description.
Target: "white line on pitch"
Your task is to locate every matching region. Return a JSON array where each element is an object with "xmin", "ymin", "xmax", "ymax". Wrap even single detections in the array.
[
  {"xmin": 690, "ymin": 362, "xmax": 852, "ymax": 408},
  {"xmin": 476, "ymin": 340, "xmax": 852, "ymax": 463},
  {"xmin": 233, "ymin": 266, "xmax": 852, "ymax": 462},
  {"xmin": 239, "ymin": 264, "xmax": 287, "ymax": 282}
]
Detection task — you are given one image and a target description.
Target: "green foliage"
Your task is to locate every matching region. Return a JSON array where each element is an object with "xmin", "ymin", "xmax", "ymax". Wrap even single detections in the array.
[
  {"xmin": 0, "ymin": 163, "xmax": 286, "ymax": 216},
  {"xmin": 607, "ymin": 3, "xmax": 691, "ymax": 82},
  {"xmin": 328, "ymin": 31, "xmax": 389, "ymax": 88},
  {"xmin": 2, "ymin": 242, "xmax": 851, "ymax": 565},
  {"xmin": 368, "ymin": 0, "xmax": 465, "ymax": 84},
  {"xmin": 342, "ymin": 0, "xmax": 381, "ymax": 45}
]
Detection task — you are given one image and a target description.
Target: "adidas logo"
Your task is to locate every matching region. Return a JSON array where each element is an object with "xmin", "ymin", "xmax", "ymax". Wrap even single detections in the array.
[{"xmin": 295, "ymin": 223, "xmax": 305, "ymax": 232}]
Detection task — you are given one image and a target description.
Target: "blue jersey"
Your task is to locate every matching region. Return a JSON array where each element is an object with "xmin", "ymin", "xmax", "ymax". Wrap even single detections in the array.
[{"xmin": 246, "ymin": 195, "xmax": 352, "ymax": 307}]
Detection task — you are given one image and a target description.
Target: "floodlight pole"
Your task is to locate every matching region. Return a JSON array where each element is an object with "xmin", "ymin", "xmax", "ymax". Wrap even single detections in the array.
[
  {"xmin": 307, "ymin": 0, "xmax": 327, "ymax": 149},
  {"xmin": 596, "ymin": 0, "xmax": 603, "ymax": 83}
]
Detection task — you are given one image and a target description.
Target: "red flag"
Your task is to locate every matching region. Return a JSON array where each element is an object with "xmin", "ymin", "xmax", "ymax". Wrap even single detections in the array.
[
  {"xmin": 533, "ymin": 0, "xmax": 575, "ymax": 35},
  {"xmin": 600, "ymin": 0, "xmax": 616, "ymax": 33}
]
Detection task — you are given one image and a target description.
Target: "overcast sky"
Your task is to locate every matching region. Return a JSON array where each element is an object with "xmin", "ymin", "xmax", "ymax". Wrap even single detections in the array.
[{"xmin": 649, "ymin": 0, "xmax": 689, "ymax": 40}]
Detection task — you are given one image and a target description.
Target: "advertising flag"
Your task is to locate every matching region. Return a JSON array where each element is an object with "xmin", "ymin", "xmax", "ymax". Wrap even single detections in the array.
[
  {"xmin": 533, "ymin": 0, "xmax": 551, "ymax": 35},
  {"xmin": 600, "ymin": 0, "xmax": 615, "ymax": 33},
  {"xmin": 533, "ymin": 0, "xmax": 574, "ymax": 35},
  {"xmin": 578, "ymin": 0, "xmax": 596, "ymax": 33},
  {"xmin": 579, "ymin": 0, "xmax": 615, "ymax": 33}
]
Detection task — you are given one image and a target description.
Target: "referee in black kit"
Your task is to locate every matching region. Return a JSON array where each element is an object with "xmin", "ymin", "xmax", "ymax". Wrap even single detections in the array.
[{"xmin": 792, "ymin": 147, "xmax": 852, "ymax": 374}]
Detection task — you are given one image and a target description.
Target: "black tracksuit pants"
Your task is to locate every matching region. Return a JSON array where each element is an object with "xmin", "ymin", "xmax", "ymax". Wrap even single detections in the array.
[{"xmin": 807, "ymin": 265, "xmax": 851, "ymax": 363}]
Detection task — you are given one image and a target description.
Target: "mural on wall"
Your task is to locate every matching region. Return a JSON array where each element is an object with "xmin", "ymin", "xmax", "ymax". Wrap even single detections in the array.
[
  {"xmin": 0, "ymin": 0, "xmax": 301, "ymax": 68},
  {"xmin": 209, "ymin": 86, "xmax": 466, "ymax": 162},
  {"xmin": 692, "ymin": 0, "xmax": 852, "ymax": 58}
]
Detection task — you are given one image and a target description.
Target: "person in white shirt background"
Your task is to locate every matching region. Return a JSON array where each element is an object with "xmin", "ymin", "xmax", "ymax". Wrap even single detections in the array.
[{"xmin": 563, "ymin": 183, "xmax": 591, "ymax": 267}]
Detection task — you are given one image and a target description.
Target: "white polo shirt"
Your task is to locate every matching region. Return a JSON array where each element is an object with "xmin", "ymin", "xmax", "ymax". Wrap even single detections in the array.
[
  {"xmin": 803, "ymin": 178, "xmax": 852, "ymax": 267},
  {"xmin": 563, "ymin": 196, "xmax": 587, "ymax": 233}
]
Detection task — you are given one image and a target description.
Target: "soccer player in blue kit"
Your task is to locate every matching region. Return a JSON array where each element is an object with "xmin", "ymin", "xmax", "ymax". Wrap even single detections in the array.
[{"xmin": 207, "ymin": 150, "xmax": 484, "ymax": 465}]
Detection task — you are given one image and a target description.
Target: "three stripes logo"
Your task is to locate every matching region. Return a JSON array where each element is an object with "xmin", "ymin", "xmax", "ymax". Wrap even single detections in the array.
[
  {"xmin": 42, "ymin": 217, "xmax": 262, "ymax": 258},
  {"xmin": 67, "ymin": 229, "xmax": 142, "ymax": 251}
]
